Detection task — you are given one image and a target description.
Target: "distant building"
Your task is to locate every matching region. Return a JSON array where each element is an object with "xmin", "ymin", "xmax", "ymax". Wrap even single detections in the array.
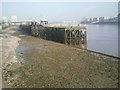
[
  {"xmin": 89, "ymin": 18, "xmax": 92, "ymax": 22},
  {"xmin": 93, "ymin": 17, "xmax": 99, "ymax": 22},
  {"xmin": 99, "ymin": 17, "xmax": 104, "ymax": 22},
  {"xmin": 80, "ymin": 16, "xmax": 118, "ymax": 24},
  {"xmin": 104, "ymin": 17, "xmax": 109, "ymax": 20},
  {"xmin": 2, "ymin": 16, "xmax": 8, "ymax": 22},
  {"xmin": 40, "ymin": 21, "xmax": 48, "ymax": 25},
  {"xmin": 81, "ymin": 17, "xmax": 92, "ymax": 23},
  {"xmin": 2, "ymin": 16, "xmax": 9, "ymax": 25},
  {"xmin": 104, "ymin": 17, "xmax": 110, "ymax": 22},
  {"xmin": 11, "ymin": 16, "xmax": 17, "ymax": 22}
]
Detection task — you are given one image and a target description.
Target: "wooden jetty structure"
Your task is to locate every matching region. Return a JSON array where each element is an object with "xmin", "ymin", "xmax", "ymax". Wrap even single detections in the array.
[{"xmin": 20, "ymin": 21, "xmax": 87, "ymax": 45}]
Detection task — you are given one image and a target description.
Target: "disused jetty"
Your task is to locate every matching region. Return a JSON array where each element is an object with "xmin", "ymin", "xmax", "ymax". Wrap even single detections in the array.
[{"xmin": 20, "ymin": 22, "xmax": 87, "ymax": 45}]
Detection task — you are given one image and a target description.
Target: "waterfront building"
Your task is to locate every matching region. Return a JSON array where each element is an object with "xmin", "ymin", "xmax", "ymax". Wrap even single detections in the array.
[
  {"xmin": 93, "ymin": 17, "xmax": 99, "ymax": 22},
  {"xmin": 99, "ymin": 17, "xmax": 104, "ymax": 22},
  {"xmin": 82, "ymin": 17, "xmax": 92, "ymax": 23},
  {"xmin": 104, "ymin": 17, "xmax": 109, "ymax": 22},
  {"xmin": 81, "ymin": 16, "xmax": 118, "ymax": 24},
  {"xmin": 104, "ymin": 17, "xmax": 109, "ymax": 20}
]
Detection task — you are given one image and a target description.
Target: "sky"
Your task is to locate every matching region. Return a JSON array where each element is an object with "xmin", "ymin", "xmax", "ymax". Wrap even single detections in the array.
[
  {"xmin": 1, "ymin": 0, "xmax": 120, "ymax": 2},
  {"xmin": 1, "ymin": 2, "xmax": 118, "ymax": 23}
]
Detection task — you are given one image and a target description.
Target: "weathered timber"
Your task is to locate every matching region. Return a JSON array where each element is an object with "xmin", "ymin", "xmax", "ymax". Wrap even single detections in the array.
[
  {"xmin": 20, "ymin": 22, "xmax": 87, "ymax": 45},
  {"xmin": 19, "ymin": 24, "xmax": 32, "ymax": 35}
]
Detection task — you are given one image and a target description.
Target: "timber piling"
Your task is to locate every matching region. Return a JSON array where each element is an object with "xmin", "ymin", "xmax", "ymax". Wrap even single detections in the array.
[{"xmin": 20, "ymin": 22, "xmax": 87, "ymax": 45}]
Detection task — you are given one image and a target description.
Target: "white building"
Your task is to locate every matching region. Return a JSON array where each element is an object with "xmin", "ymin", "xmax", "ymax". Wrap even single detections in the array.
[
  {"xmin": 11, "ymin": 16, "xmax": 17, "ymax": 22},
  {"xmin": 2, "ymin": 16, "xmax": 8, "ymax": 22}
]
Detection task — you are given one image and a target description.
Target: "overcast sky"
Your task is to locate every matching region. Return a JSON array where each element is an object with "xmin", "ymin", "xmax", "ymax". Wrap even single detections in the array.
[
  {"xmin": 1, "ymin": 2, "xmax": 118, "ymax": 23},
  {"xmin": 2, "ymin": 0, "xmax": 120, "ymax": 2}
]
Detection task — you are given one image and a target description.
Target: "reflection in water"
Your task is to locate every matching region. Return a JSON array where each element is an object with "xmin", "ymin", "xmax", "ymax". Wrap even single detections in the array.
[{"xmin": 86, "ymin": 24, "xmax": 118, "ymax": 57}]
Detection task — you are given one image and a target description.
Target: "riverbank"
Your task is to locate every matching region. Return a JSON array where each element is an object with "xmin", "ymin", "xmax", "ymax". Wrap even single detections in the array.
[
  {"xmin": 2, "ymin": 26, "xmax": 119, "ymax": 88},
  {"xmin": 1, "ymin": 26, "xmax": 21, "ymax": 87}
]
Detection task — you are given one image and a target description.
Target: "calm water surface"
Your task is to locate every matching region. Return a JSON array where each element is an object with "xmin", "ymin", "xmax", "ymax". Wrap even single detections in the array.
[{"xmin": 86, "ymin": 24, "xmax": 118, "ymax": 57}]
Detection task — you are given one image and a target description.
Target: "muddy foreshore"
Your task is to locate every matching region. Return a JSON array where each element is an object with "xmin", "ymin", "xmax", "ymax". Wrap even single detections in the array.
[
  {"xmin": 1, "ymin": 26, "xmax": 21, "ymax": 88},
  {"xmin": 2, "ymin": 26, "xmax": 119, "ymax": 88}
]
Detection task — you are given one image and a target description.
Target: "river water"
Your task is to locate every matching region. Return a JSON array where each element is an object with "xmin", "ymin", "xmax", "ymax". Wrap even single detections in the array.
[{"xmin": 86, "ymin": 24, "xmax": 118, "ymax": 57}]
